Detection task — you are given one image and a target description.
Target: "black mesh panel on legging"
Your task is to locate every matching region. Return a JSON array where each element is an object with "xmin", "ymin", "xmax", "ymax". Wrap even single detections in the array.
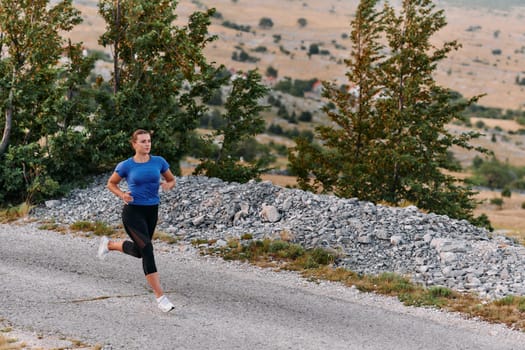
[
  {"xmin": 122, "ymin": 204, "xmax": 159, "ymax": 275},
  {"xmin": 122, "ymin": 240, "xmax": 141, "ymax": 258}
]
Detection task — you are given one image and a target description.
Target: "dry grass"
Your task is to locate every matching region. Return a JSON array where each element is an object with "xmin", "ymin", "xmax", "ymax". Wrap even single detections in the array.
[
  {"xmin": 0, "ymin": 203, "xmax": 33, "ymax": 223},
  {"xmin": 474, "ymin": 190, "xmax": 525, "ymax": 242},
  {"xmin": 0, "ymin": 333, "xmax": 22, "ymax": 350},
  {"xmin": 69, "ymin": 1, "xmax": 525, "ymax": 111},
  {"xmin": 202, "ymin": 238, "xmax": 525, "ymax": 331}
]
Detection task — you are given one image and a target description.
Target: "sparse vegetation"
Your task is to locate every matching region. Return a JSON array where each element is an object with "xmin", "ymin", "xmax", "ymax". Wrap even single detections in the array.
[
  {"xmin": 266, "ymin": 66, "xmax": 278, "ymax": 78},
  {"xmin": 467, "ymin": 157, "xmax": 525, "ymax": 190},
  {"xmin": 0, "ymin": 332, "xmax": 22, "ymax": 350},
  {"xmin": 258, "ymin": 17, "xmax": 274, "ymax": 29},
  {"xmin": 297, "ymin": 18, "xmax": 308, "ymax": 27},
  {"xmin": 490, "ymin": 197, "xmax": 504, "ymax": 209},
  {"xmin": 200, "ymin": 237, "xmax": 525, "ymax": 331},
  {"xmin": 232, "ymin": 49, "xmax": 260, "ymax": 63},
  {"xmin": 0, "ymin": 203, "xmax": 32, "ymax": 223},
  {"xmin": 70, "ymin": 221, "xmax": 115, "ymax": 236},
  {"xmin": 222, "ymin": 20, "xmax": 251, "ymax": 32},
  {"xmin": 153, "ymin": 231, "xmax": 179, "ymax": 244}
]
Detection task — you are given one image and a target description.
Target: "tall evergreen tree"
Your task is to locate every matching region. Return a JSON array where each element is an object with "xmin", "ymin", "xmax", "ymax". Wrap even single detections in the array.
[
  {"xmin": 290, "ymin": 0, "xmax": 385, "ymax": 196},
  {"xmin": 195, "ymin": 70, "xmax": 269, "ymax": 183},
  {"xmin": 289, "ymin": 0, "xmax": 490, "ymax": 227},
  {"xmin": 375, "ymin": 0, "xmax": 488, "ymax": 222}
]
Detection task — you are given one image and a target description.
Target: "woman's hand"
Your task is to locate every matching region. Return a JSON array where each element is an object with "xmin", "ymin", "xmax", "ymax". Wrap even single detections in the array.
[
  {"xmin": 160, "ymin": 169, "xmax": 176, "ymax": 192},
  {"xmin": 107, "ymin": 172, "xmax": 133, "ymax": 203},
  {"xmin": 121, "ymin": 192, "xmax": 134, "ymax": 204}
]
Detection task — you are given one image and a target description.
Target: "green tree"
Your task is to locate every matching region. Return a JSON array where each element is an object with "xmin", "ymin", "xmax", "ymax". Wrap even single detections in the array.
[
  {"xmin": 195, "ymin": 70, "xmax": 269, "ymax": 183},
  {"xmin": 0, "ymin": 0, "xmax": 82, "ymax": 155},
  {"xmin": 290, "ymin": 0, "xmax": 385, "ymax": 194},
  {"xmin": 374, "ymin": 0, "xmax": 488, "ymax": 220},
  {"xmin": 0, "ymin": 0, "xmax": 85, "ymax": 203},
  {"xmin": 93, "ymin": 0, "xmax": 220, "ymax": 172},
  {"xmin": 290, "ymin": 0, "xmax": 490, "ymax": 227}
]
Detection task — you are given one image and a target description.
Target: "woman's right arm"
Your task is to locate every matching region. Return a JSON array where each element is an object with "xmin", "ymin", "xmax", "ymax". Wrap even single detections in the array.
[{"xmin": 107, "ymin": 172, "xmax": 133, "ymax": 203}]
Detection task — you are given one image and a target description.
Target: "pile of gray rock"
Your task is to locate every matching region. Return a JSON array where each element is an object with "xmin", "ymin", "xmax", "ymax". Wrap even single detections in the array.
[{"xmin": 32, "ymin": 174, "xmax": 525, "ymax": 300}]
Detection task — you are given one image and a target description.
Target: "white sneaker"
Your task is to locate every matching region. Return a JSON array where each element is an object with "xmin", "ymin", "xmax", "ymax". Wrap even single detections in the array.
[
  {"xmin": 97, "ymin": 236, "xmax": 110, "ymax": 260},
  {"xmin": 157, "ymin": 295, "xmax": 175, "ymax": 313}
]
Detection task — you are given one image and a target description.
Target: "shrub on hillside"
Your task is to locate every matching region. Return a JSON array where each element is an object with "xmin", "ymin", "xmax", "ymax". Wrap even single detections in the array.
[{"xmin": 259, "ymin": 17, "xmax": 274, "ymax": 29}]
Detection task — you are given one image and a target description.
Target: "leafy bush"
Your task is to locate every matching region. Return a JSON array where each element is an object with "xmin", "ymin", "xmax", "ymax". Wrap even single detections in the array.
[
  {"xmin": 222, "ymin": 20, "xmax": 251, "ymax": 32},
  {"xmin": 259, "ymin": 17, "xmax": 274, "ymax": 29},
  {"xmin": 232, "ymin": 49, "xmax": 260, "ymax": 63},
  {"xmin": 299, "ymin": 111, "xmax": 313, "ymax": 122},
  {"xmin": 297, "ymin": 18, "xmax": 307, "ymax": 27},
  {"xmin": 266, "ymin": 66, "xmax": 278, "ymax": 78},
  {"xmin": 467, "ymin": 158, "xmax": 524, "ymax": 189},
  {"xmin": 274, "ymin": 77, "xmax": 318, "ymax": 97},
  {"xmin": 490, "ymin": 197, "xmax": 504, "ymax": 209}
]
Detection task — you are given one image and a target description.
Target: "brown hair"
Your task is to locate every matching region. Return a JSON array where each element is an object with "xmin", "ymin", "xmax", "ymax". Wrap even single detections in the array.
[{"xmin": 130, "ymin": 129, "xmax": 151, "ymax": 144}]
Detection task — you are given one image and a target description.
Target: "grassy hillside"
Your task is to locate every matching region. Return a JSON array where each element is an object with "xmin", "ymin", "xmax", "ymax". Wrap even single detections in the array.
[
  {"xmin": 440, "ymin": 0, "xmax": 525, "ymax": 10},
  {"xmin": 70, "ymin": 0, "xmax": 525, "ymax": 111}
]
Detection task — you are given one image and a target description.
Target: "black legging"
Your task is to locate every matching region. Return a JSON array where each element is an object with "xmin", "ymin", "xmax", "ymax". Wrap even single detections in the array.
[{"xmin": 121, "ymin": 204, "xmax": 159, "ymax": 275}]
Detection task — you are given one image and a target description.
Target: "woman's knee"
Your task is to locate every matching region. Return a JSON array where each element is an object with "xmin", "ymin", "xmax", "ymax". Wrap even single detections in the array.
[
  {"xmin": 141, "ymin": 242, "xmax": 157, "ymax": 274},
  {"xmin": 122, "ymin": 240, "xmax": 141, "ymax": 258}
]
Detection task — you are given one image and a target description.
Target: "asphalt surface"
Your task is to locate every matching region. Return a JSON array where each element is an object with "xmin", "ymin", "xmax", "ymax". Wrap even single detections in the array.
[{"xmin": 1, "ymin": 223, "xmax": 525, "ymax": 350}]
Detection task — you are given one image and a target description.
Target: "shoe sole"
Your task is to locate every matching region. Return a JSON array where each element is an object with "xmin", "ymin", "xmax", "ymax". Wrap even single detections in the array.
[{"xmin": 97, "ymin": 237, "xmax": 109, "ymax": 259}]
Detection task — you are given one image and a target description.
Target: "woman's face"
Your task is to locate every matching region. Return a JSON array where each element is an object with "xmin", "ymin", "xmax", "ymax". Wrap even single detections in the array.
[{"xmin": 133, "ymin": 133, "xmax": 151, "ymax": 154}]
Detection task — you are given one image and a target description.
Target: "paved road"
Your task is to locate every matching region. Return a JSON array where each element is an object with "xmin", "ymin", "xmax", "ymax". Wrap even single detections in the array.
[{"xmin": 1, "ymin": 224, "xmax": 524, "ymax": 350}]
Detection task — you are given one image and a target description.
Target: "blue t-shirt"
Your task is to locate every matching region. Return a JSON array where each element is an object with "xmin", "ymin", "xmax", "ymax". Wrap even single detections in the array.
[{"xmin": 115, "ymin": 155, "xmax": 170, "ymax": 205}]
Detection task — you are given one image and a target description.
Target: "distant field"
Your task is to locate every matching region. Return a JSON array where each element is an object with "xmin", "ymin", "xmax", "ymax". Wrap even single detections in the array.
[
  {"xmin": 441, "ymin": 0, "xmax": 525, "ymax": 10},
  {"xmin": 69, "ymin": 0, "xmax": 525, "ymax": 111}
]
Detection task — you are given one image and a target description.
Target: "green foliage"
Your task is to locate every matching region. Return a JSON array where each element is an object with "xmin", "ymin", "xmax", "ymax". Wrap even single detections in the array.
[
  {"xmin": 222, "ymin": 20, "xmax": 251, "ymax": 32},
  {"xmin": 70, "ymin": 220, "xmax": 114, "ymax": 236},
  {"xmin": 289, "ymin": 0, "xmax": 490, "ymax": 227},
  {"xmin": 195, "ymin": 70, "xmax": 270, "ymax": 183},
  {"xmin": 298, "ymin": 111, "xmax": 313, "ymax": 122},
  {"xmin": 89, "ymin": 0, "xmax": 230, "ymax": 177},
  {"xmin": 467, "ymin": 157, "xmax": 524, "ymax": 189},
  {"xmin": 297, "ymin": 18, "xmax": 308, "ymax": 27},
  {"xmin": 0, "ymin": 0, "xmax": 251, "ymax": 204},
  {"xmin": 490, "ymin": 197, "xmax": 504, "ymax": 209},
  {"xmin": 258, "ymin": 17, "xmax": 274, "ymax": 29},
  {"xmin": 232, "ymin": 49, "xmax": 260, "ymax": 63},
  {"xmin": 308, "ymin": 43, "xmax": 320, "ymax": 55},
  {"xmin": 0, "ymin": 0, "xmax": 89, "ymax": 204},
  {"xmin": 274, "ymin": 77, "xmax": 318, "ymax": 97},
  {"xmin": 266, "ymin": 66, "xmax": 278, "ymax": 78}
]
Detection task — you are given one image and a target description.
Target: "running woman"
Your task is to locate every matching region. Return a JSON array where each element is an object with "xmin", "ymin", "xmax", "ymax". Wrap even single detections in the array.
[{"xmin": 98, "ymin": 129, "xmax": 176, "ymax": 312}]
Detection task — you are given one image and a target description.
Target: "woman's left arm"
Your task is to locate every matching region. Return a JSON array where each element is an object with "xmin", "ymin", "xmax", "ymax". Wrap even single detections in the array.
[{"xmin": 160, "ymin": 169, "xmax": 176, "ymax": 191}]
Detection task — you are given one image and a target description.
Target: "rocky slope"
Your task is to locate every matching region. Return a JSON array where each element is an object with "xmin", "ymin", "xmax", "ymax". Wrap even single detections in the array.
[{"xmin": 31, "ymin": 174, "xmax": 525, "ymax": 300}]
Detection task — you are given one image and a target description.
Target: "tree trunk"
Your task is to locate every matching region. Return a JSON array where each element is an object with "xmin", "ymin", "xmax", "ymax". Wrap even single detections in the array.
[
  {"xmin": 0, "ymin": 69, "xmax": 15, "ymax": 156},
  {"xmin": 113, "ymin": 0, "xmax": 121, "ymax": 94}
]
